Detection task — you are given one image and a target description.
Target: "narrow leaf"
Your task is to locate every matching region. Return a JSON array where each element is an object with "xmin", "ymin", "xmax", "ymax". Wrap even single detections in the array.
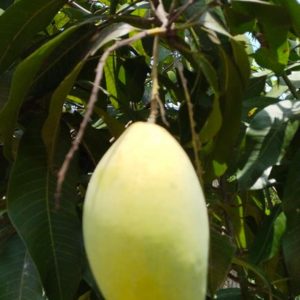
[
  {"xmin": 42, "ymin": 61, "xmax": 85, "ymax": 163},
  {"xmin": 208, "ymin": 48, "xmax": 245, "ymax": 177},
  {"xmin": 0, "ymin": 25, "xmax": 80, "ymax": 159},
  {"xmin": 248, "ymin": 206, "xmax": 286, "ymax": 265},
  {"xmin": 208, "ymin": 230, "xmax": 236, "ymax": 296},
  {"xmin": 282, "ymin": 148, "xmax": 300, "ymax": 295},
  {"xmin": 0, "ymin": 234, "xmax": 45, "ymax": 300},
  {"xmin": 7, "ymin": 117, "xmax": 82, "ymax": 300},
  {"xmin": 237, "ymin": 100, "xmax": 300, "ymax": 190}
]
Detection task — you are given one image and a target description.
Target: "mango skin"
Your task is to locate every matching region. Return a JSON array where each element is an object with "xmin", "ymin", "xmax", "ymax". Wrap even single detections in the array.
[{"xmin": 83, "ymin": 122, "xmax": 209, "ymax": 300}]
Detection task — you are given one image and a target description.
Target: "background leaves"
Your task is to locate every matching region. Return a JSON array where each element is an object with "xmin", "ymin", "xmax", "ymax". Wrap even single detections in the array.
[{"xmin": 1, "ymin": 0, "xmax": 300, "ymax": 299}]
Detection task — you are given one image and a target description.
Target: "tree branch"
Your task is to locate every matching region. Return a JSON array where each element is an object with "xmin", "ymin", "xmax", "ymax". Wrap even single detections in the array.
[{"xmin": 55, "ymin": 27, "xmax": 166, "ymax": 207}]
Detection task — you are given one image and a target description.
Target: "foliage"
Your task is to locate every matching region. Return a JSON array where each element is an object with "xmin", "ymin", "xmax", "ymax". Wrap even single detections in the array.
[{"xmin": 1, "ymin": 0, "xmax": 300, "ymax": 299}]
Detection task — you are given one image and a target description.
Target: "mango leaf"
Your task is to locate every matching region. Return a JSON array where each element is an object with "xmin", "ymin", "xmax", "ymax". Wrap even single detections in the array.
[
  {"xmin": 242, "ymin": 96, "xmax": 279, "ymax": 123},
  {"xmin": 232, "ymin": 257, "xmax": 273, "ymax": 296},
  {"xmin": 237, "ymin": 100, "xmax": 300, "ymax": 190},
  {"xmin": 280, "ymin": 0, "xmax": 300, "ymax": 36},
  {"xmin": 42, "ymin": 61, "xmax": 85, "ymax": 164},
  {"xmin": 248, "ymin": 206, "xmax": 286, "ymax": 265},
  {"xmin": 42, "ymin": 22, "xmax": 135, "ymax": 163},
  {"xmin": 7, "ymin": 117, "xmax": 82, "ymax": 300},
  {"xmin": 199, "ymin": 95, "xmax": 222, "ymax": 143},
  {"xmin": 0, "ymin": 233, "xmax": 45, "ymax": 300},
  {"xmin": 0, "ymin": 0, "xmax": 66, "ymax": 74},
  {"xmin": 215, "ymin": 288, "xmax": 241, "ymax": 299},
  {"xmin": 192, "ymin": 52, "xmax": 219, "ymax": 95},
  {"xmin": 0, "ymin": 71, "xmax": 12, "ymax": 112},
  {"xmin": 104, "ymin": 55, "xmax": 121, "ymax": 109},
  {"xmin": 122, "ymin": 56, "xmax": 149, "ymax": 103},
  {"xmin": 0, "ymin": 1, "xmax": 14, "ymax": 10},
  {"xmin": 208, "ymin": 229, "xmax": 236, "ymax": 296},
  {"xmin": 282, "ymin": 148, "xmax": 300, "ymax": 295},
  {"xmin": 0, "ymin": 24, "xmax": 81, "ymax": 159},
  {"xmin": 225, "ymin": 195, "xmax": 247, "ymax": 250},
  {"xmin": 207, "ymin": 48, "xmax": 246, "ymax": 177},
  {"xmin": 63, "ymin": 113, "xmax": 113, "ymax": 165},
  {"xmin": 228, "ymin": 0, "xmax": 290, "ymax": 73},
  {"xmin": 244, "ymin": 76, "xmax": 267, "ymax": 99}
]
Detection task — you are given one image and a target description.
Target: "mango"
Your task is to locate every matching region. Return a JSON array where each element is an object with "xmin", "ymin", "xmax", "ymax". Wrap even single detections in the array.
[{"xmin": 83, "ymin": 121, "xmax": 209, "ymax": 300}]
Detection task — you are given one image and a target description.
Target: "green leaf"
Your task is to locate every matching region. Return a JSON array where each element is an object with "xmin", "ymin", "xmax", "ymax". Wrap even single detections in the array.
[
  {"xmin": 282, "ymin": 224, "xmax": 300, "ymax": 296},
  {"xmin": 122, "ymin": 56, "xmax": 149, "ymax": 103},
  {"xmin": 0, "ymin": 233, "xmax": 45, "ymax": 300},
  {"xmin": 281, "ymin": 0, "xmax": 300, "ymax": 36},
  {"xmin": 215, "ymin": 288, "xmax": 241, "ymax": 299},
  {"xmin": 63, "ymin": 113, "xmax": 112, "ymax": 165},
  {"xmin": 104, "ymin": 55, "xmax": 121, "ymax": 109},
  {"xmin": 242, "ymin": 96, "xmax": 278, "ymax": 123},
  {"xmin": 42, "ymin": 61, "xmax": 85, "ymax": 164},
  {"xmin": 7, "ymin": 117, "xmax": 82, "ymax": 300},
  {"xmin": 199, "ymin": 95, "xmax": 222, "ymax": 143},
  {"xmin": 207, "ymin": 48, "xmax": 245, "ymax": 177},
  {"xmin": 0, "ymin": 24, "xmax": 80, "ymax": 159},
  {"xmin": 192, "ymin": 52, "xmax": 219, "ymax": 95},
  {"xmin": 0, "ymin": 71, "xmax": 12, "ymax": 112},
  {"xmin": 208, "ymin": 229, "xmax": 236, "ymax": 296},
  {"xmin": 0, "ymin": 0, "xmax": 66, "ymax": 74},
  {"xmin": 282, "ymin": 148, "xmax": 300, "ymax": 295},
  {"xmin": 41, "ymin": 21, "xmax": 135, "ymax": 162},
  {"xmin": 248, "ymin": 206, "xmax": 286, "ymax": 265},
  {"xmin": 237, "ymin": 100, "xmax": 300, "ymax": 190},
  {"xmin": 232, "ymin": 257, "xmax": 273, "ymax": 296}
]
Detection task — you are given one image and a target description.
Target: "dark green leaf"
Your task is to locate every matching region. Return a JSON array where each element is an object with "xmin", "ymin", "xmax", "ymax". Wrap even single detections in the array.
[
  {"xmin": 248, "ymin": 206, "xmax": 286, "ymax": 264},
  {"xmin": 122, "ymin": 56, "xmax": 149, "ymax": 103},
  {"xmin": 282, "ymin": 148, "xmax": 300, "ymax": 295},
  {"xmin": 0, "ymin": 0, "xmax": 66, "ymax": 74},
  {"xmin": 42, "ymin": 61, "xmax": 85, "ymax": 164},
  {"xmin": 281, "ymin": 0, "xmax": 300, "ymax": 36},
  {"xmin": 0, "ymin": 233, "xmax": 45, "ymax": 300},
  {"xmin": 232, "ymin": 257, "xmax": 273, "ymax": 296},
  {"xmin": 0, "ymin": 24, "xmax": 81, "ymax": 159},
  {"xmin": 215, "ymin": 288, "xmax": 241, "ymax": 300},
  {"xmin": 207, "ymin": 48, "xmax": 245, "ymax": 177},
  {"xmin": 7, "ymin": 117, "xmax": 82, "ymax": 300},
  {"xmin": 208, "ymin": 229, "xmax": 236, "ymax": 296}
]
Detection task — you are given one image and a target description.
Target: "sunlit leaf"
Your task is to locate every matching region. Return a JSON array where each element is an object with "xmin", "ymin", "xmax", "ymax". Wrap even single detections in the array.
[{"xmin": 237, "ymin": 100, "xmax": 300, "ymax": 190}]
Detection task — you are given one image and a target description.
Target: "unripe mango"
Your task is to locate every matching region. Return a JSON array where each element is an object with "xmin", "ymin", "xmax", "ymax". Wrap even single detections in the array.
[{"xmin": 83, "ymin": 122, "xmax": 209, "ymax": 300}]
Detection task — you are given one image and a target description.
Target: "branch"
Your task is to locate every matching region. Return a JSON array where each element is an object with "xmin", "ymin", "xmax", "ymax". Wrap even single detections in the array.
[
  {"xmin": 67, "ymin": 0, "xmax": 92, "ymax": 14},
  {"xmin": 281, "ymin": 71, "xmax": 299, "ymax": 100},
  {"xmin": 147, "ymin": 35, "xmax": 168, "ymax": 125},
  {"xmin": 177, "ymin": 63, "xmax": 203, "ymax": 185},
  {"xmin": 55, "ymin": 27, "xmax": 166, "ymax": 207}
]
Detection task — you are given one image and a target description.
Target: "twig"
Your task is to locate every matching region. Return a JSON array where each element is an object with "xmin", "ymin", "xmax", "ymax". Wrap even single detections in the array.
[
  {"xmin": 55, "ymin": 27, "xmax": 166, "ymax": 207},
  {"xmin": 168, "ymin": 0, "xmax": 195, "ymax": 25},
  {"xmin": 67, "ymin": 0, "xmax": 92, "ymax": 14},
  {"xmin": 147, "ymin": 35, "xmax": 168, "ymax": 125},
  {"xmin": 281, "ymin": 71, "xmax": 299, "ymax": 100},
  {"xmin": 147, "ymin": 35, "xmax": 160, "ymax": 123},
  {"xmin": 177, "ymin": 63, "xmax": 203, "ymax": 185}
]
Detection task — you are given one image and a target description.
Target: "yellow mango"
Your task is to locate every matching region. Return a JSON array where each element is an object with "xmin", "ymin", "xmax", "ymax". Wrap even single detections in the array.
[{"xmin": 83, "ymin": 121, "xmax": 209, "ymax": 300}]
